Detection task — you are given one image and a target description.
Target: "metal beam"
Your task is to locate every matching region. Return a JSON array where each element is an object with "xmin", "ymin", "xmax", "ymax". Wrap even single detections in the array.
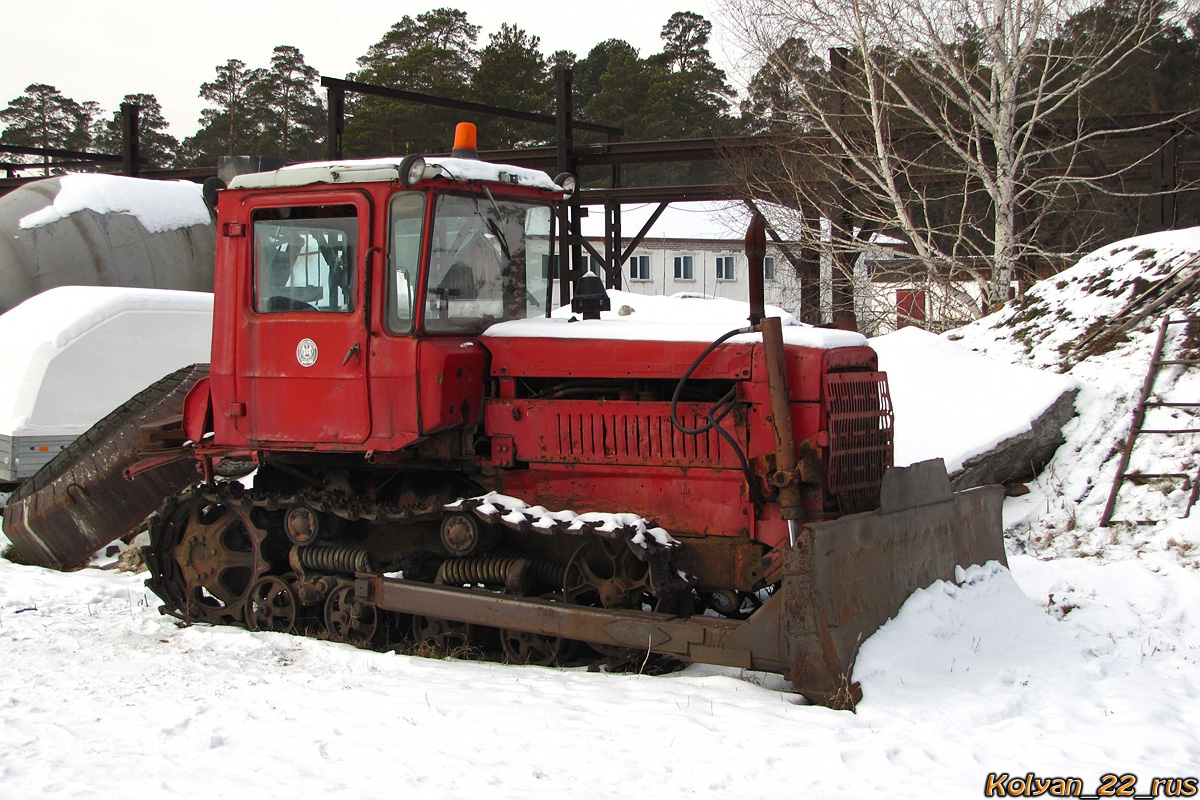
[
  {"xmin": 0, "ymin": 144, "xmax": 131, "ymax": 163},
  {"xmin": 321, "ymin": 76, "xmax": 622, "ymax": 136},
  {"xmin": 120, "ymin": 103, "xmax": 140, "ymax": 177}
]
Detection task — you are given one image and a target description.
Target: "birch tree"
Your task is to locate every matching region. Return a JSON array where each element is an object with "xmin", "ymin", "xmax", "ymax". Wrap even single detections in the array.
[{"xmin": 724, "ymin": 0, "xmax": 1185, "ymax": 316}]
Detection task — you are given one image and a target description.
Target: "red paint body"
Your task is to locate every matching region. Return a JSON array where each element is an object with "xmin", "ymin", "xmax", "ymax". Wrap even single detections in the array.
[{"xmin": 192, "ymin": 168, "xmax": 893, "ymax": 557}]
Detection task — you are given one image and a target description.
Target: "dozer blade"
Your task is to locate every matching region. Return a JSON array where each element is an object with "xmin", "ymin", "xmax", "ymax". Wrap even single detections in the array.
[
  {"xmin": 2, "ymin": 364, "xmax": 207, "ymax": 570},
  {"xmin": 776, "ymin": 458, "xmax": 1006, "ymax": 707}
]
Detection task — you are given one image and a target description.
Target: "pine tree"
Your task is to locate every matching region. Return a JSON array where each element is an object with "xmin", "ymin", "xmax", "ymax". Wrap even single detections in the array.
[
  {"xmin": 574, "ymin": 39, "xmax": 640, "ymax": 113},
  {"xmin": 0, "ymin": 84, "xmax": 92, "ymax": 174},
  {"xmin": 580, "ymin": 42, "xmax": 658, "ymax": 137},
  {"xmin": 470, "ymin": 24, "xmax": 552, "ymax": 148},
  {"xmin": 740, "ymin": 37, "xmax": 828, "ymax": 132},
  {"xmin": 251, "ymin": 45, "xmax": 325, "ymax": 161},
  {"xmin": 94, "ymin": 93, "xmax": 180, "ymax": 167},
  {"xmin": 650, "ymin": 12, "xmax": 736, "ymax": 133},
  {"xmin": 347, "ymin": 8, "xmax": 481, "ymax": 156},
  {"xmin": 182, "ymin": 59, "xmax": 267, "ymax": 165}
]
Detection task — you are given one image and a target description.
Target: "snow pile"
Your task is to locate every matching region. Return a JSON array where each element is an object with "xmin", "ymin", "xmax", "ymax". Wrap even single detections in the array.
[
  {"xmin": 854, "ymin": 555, "xmax": 1200, "ymax": 779},
  {"xmin": 18, "ymin": 173, "xmax": 210, "ymax": 234},
  {"xmin": 871, "ymin": 327, "xmax": 1079, "ymax": 472},
  {"xmin": 949, "ymin": 226, "xmax": 1200, "ymax": 561},
  {"xmin": 0, "ymin": 286, "xmax": 212, "ymax": 434},
  {"xmin": 953, "ymin": 228, "xmax": 1200, "ymax": 372}
]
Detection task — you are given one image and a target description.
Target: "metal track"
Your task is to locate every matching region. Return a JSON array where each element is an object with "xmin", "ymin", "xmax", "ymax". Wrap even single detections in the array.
[{"xmin": 3, "ymin": 364, "xmax": 208, "ymax": 569}]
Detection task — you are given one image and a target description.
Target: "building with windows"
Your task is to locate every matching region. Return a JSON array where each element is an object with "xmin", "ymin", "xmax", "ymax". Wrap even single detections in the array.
[
  {"xmin": 577, "ymin": 202, "xmax": 796, "ymax": 311},
  {"xmin": 575, "ymin": 201, "xmax": 1010, "ymax": 335}
]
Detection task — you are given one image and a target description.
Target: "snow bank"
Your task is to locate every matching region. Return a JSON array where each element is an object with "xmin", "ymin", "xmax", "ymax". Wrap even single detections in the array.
[
  {"xmin": 948, "ymin": 226, "xmax": 1200, "ymax": 560},
  {"xmin": 852, "ymin": 556, "xmax": 1200, "ymax": 782},
  {"xmin": 18, "ymin": 173, "xmax": 209, "ymax": 234},
  {"xmin": 953, "ymin": 227, "xmax": 1200, "ymax": 372},
  {"xmin": 0, "ymin": 286, "xmax": 212, "ymax": 435},
  {"xmin": 871, "ymin": 327, "xmax": 1079, "ymax": 473}
]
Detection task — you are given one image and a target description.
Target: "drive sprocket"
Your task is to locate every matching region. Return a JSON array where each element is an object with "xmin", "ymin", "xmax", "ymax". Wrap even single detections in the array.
[{"xmin": 146, "ymin": 492, "xmax": 271, "ymax": 626}]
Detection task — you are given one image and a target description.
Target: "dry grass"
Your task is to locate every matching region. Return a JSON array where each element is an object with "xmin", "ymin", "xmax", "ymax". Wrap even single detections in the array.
[{"xmin": 402, "ymin": 637, "xmax": 486, "ymax": 661}]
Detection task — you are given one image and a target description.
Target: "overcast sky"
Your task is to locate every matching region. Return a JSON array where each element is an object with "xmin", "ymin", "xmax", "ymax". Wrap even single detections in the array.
[{"xmin": 3, "ymin": 0, "xmax": 742, "ymax": 141}]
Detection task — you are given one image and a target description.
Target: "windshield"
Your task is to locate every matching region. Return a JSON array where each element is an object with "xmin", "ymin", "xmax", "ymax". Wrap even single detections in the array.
[{"xmin": 422, "ymin": 193, "xmax": 552, "ymax": 334}]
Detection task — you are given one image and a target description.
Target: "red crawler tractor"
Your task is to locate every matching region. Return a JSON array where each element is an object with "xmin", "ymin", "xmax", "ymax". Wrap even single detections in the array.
[{"xmin": 4, "ymin": 125, "xmax": 1004, "ymax": 708}]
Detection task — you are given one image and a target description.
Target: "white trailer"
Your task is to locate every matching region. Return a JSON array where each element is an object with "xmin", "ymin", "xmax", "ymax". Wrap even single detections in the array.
[{"xmin": 0, "ymin": 286, "xmax": 213, "ymax": 483}]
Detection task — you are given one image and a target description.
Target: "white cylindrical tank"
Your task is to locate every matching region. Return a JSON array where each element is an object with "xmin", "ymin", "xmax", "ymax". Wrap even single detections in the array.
[{"xmin": 0, "ymin": 174, "xmax": 215, "ymax": 313}]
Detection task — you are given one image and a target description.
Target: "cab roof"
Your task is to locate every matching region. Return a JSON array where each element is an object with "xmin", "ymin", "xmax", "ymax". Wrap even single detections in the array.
[{"xmin": 227, "ymin": 156, "xmax": 562, "ymax": 192}]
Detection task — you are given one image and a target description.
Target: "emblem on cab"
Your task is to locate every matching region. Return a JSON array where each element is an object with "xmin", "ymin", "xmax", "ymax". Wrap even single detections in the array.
[{"xmin": 296, "ymin": 338, "xmax": 318, "ymax": 367}]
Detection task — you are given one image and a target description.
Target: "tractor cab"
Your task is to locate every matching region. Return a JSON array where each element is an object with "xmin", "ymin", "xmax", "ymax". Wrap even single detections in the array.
[{"xmin": 202, "ymin": 124, "xmax": 568, "ymax": 456}]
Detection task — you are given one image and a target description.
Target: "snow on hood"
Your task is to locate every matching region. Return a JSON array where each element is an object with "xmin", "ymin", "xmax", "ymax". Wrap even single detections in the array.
[
  {"xmin": 485, "ymin": 290, "xmax": 868, "ymax": 348},
  {"xmin": 871, "ymin": 326, "xmax": 1080, "ymax": 473},
  {"xmin": 18, "ymin": 173, "xmax": 210, "ymax": 234}
]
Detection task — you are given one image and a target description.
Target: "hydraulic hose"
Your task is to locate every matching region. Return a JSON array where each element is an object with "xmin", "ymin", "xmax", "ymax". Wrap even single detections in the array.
[{"xmin": 668, "ymin": 326, "xmax": 764, "ymax": 504}]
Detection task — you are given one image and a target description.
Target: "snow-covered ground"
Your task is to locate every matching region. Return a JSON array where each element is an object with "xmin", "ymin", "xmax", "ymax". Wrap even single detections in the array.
[{"xmin": 3, "ymin": 230, "xmax": 1200, "ymax": 798}]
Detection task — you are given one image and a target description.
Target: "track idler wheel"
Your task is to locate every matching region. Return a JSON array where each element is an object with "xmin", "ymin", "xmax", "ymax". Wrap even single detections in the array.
[
  {"xmin": 244, "ymin": 576, "xmax": 298, "ymax": 633},
  {"xmin": 500, "ymin": 593, "xmax": 574, "ymax": 666},
  {"xmin": 324, "ymin": 582, "xmax": 379, "ymax": 646},
  {"xmin": 411, "ymin": 615, "xmax": 477, "ymax": 652},
  {"xmin": 563, "ymin": 538, "xmax": 652, "ymax": 610}
]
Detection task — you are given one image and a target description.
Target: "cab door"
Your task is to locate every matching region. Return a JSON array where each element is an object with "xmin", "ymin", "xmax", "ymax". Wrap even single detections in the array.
[{"xmin": 235, "ymin": 191, "xmax": 372, "ymax": 445}]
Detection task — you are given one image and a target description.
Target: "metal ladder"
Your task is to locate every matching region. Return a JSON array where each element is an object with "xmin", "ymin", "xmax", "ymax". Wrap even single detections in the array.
[{"xmin": 1100, "ymin": 316, "xmax": 1200, "ymax": 527}]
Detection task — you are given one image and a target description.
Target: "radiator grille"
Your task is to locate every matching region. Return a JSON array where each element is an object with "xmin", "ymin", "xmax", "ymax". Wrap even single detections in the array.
[
  {"xmin": 824, "ymin": 372, "xmax": 893, "ymax": 514},
  {"xmin": 556, "ymin": 406, "xmax": 730, "ymax": 467}
]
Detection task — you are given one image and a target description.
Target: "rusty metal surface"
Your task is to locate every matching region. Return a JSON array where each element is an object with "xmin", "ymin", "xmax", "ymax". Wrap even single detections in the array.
[
  {"xmin": 3, "ymin": 365, "xmax": 207, "ymax": 569},
  {"xmin": 366, "ymin": 470, "xmax": 1004, "ymax": 709},
  {"xmin": 761, "ymin": 316, "xmax": 803, "ymax": 523},
  {"xmin": 824, "ymin": 371, "xmax": 894, "ymax": 514}
]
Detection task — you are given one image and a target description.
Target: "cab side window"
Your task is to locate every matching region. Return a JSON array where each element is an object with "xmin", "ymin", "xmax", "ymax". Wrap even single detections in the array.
[
  {"xmin": 387, "ymin": 192, "xmax": 427, "ymax": 333},
  {"xmin": 253, "ymin": 205, "xmax": 357, "ymax": 313}
]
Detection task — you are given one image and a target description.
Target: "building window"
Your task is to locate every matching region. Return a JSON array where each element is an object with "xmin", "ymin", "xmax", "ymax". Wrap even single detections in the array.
[
  {"xmin": 541, "ymin": 254, "xmax": 559, "ymax": 280},
  {"xmin": 629, "ymin": 254, "xmax": 650, "ymax": 281},
  {"xmin": 764, "ymin": 256, "xmax": 775, "ymax": 281},
  {"xmin": 716, "ymin": 256, "xmax": 736, "ymax": 281},
  {"xmin": 674, "ymin": 255, "xmax": 694, "ymax": 280}
]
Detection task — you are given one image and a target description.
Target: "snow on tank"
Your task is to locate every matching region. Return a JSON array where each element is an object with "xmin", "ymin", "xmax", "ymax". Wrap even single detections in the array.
[
  {"xmin": 0, "ymin": 174, "xmax": 215, "ymax": 314},
  {"xmin": 0, "ymin": 287, "xmax": 213, "ymax": 480},
  {"xmin": 227, "ymin": 156, "xmax": 563, "ymax": 192}
]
